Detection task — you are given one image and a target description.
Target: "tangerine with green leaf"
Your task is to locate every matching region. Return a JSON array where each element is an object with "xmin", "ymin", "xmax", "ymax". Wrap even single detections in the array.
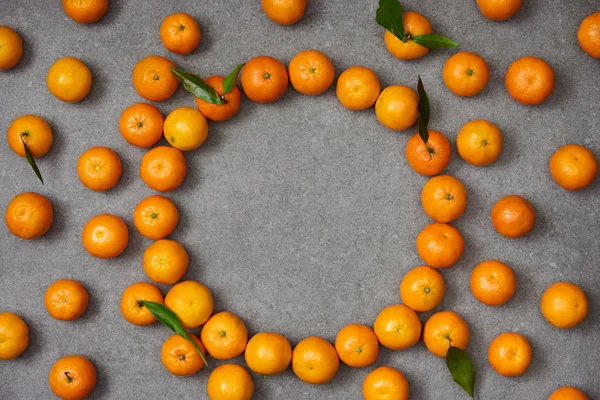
[
  {"xmin": 160, "ymin": 13, "xmax": 201, "ymax": 55},
  {"xmin": 119, "ymin": 282, "xmax": 164, "ymax": 326},
  {"xmin": 0, "ymin": 26, "xmax": 23, "ymax": 70},
  {"xmin": 48, "ymin": 355, "xmax": 97, "ymax": 400},
  {"xmin": 383, "ymin": 11, "xmax": 432, "ymax": 60},
  {"xmin": 443, "ymin": 51, "xmax": 489, "ymax": 97},
  {"xmin": 375, "ymin": 85, "xmax": 418, "ymax": 131},
  {"xmin": 456, "ymin": 119, "xmax": 503, "ymax": 166},
  {"xmin": 289, "ymin": 49, "xmax": 335, "ymax": 96},
  {"xmin": 405, "ymin": 130, "xmax": 450, "ymax": 176},
  {"xmin": 163, "ymin": 107, "xmax": 208, "ymax": 151},
  {"xmin": 195, "ymin": 75, "xmax": 242, "ymax": 121},
  {"xmin": 423, "ymin": 310, "xmax": 470, "ymax": 358},
  {"xmin": 240, "ymin": 55, "xmax": 288, "ymax": 103},
  {"xmin": 7, "ymin": 115, "xmax": 53, "ymax": 159},
  {"xmin": 161, "ymin": 333, "xmax": 207, "ymax": 376},
  {"xmin": 5, "ymin": 192, "xmax": 53, "ymax": 240}
]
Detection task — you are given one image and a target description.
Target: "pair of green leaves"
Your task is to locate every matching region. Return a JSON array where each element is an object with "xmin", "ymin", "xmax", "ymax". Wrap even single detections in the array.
[
  {"xmin": 171, "ymin": 63, "xmax": 245, "ymax": 105},
  {"xmin": 376, "ymin": 0, "xmax": 459, "ymax": 49},
  {"xmin": 21, "ymin": 133, "xmax": 44, "ymax": 185},
  {"xmin": 446, "ymin": 346, "xmax": 476, "ymax": 398},
  {"xmin": 141, "ymin": 300, "xmax": 209, "ymax": 368}
]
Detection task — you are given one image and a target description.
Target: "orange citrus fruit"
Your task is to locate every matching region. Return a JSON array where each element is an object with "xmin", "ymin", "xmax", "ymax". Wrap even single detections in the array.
[
  {"xmin": 470, "ymin": 260, "xmax": 516, "ymax": 306},
  {"xmin": 373, "ymin": 304, "xmax": 421, "ymax": 350},
  {"xmin": 578, "ymin": 12, "xmax": 600, "ymax": 59},
  {"xmin": 244, "ymin": 332, "xmax": 292, "ymax": 376},
  {"xmin": 47, "ymin": 57, "xmax": 92, "ymax": 102},
  {"xmin": 443, "ymin": 51, "xmax": 489, "ymax": 97},
  {"xmin": 240, "ymin": 55, "xmax": 288, "ymax": 103},
  {"xmin": 423, "ymin": 310, "xmax": 470, "ymax": 358},
  {"xmin": 261, "ymin": 0, "xmax": 307, "ymax": 25},
  {"xmin": 0, "ymin": 312, "xmax": 29, "ymax": 360},
  {"xmin": 476, "ymin": 0, "xmax": 522, "ymax": 21},
  {"xmin": 207, "ymin": 364, "xmax": 255, "ymax": 400},
  {"xmin": 491, "ymin": 195, "xmax": 536, "ymax": 238},
  {"xmin": 163, "ymin": 106, "xmax": 209, "ymax": 151},
  {"xmin": 165, "ymin": 280, "xmax": 214, "ymax": 329},
  {"xmin": 505, "ymin": 56, "xmax": 555, "ymax": 105},
  {"xmin": 375, "ymin": 85, "xmax": 418, "ymax": 131},
  {"xmin": 362, "ymin": 366, "xmax": 409, "ymax": 400},
  {"xmin": 384, "ymin": 12, "xmax": 432, "ymax": 60},
  {"xmin": 540, "ymin": 282, "xmax": 588, "ymax": 329},
  {"xmin": 62, "ymin": 0, "xmax": 108, "ymax": 23},
  {"xmin": 118, "ymin": 102, "xmax": 164, "ymax": 148},
  {"xmin": 292, "ymin": 336, "xmax": 339, "ymax": 384},
  {"xmin": 7, "ymin": 114, "xmax": 53, "ymax": 158},
  {"xmin": 44, "ymin": 279, "xmax": 89, "ymax": 321},
  {"xmin": 456, "ymin": 119, "xmax": 503, "ymax": 166},
  {"xmin": 549, "ymin": 144, "xmax": 598, "ymax": 190},
  {"xmin": 160, "ymin": 12, "xmax": 201, "ymax": 55},
  {"xmin": 81, "ymin": 214, "xmax": 128, "ymax": 258},
  {"xmin": 549, "ymin": 386, "xmax": 589, "ymax": 400},
  {"xmin": 0, "ymin": 26, "xmax": 23, "ymax": 70},
  {"xmin": 200, "ymin": 311, "xmax": 248, "ymax": 360},
  {"xmin": 195, "ymin": 75, "xmax": 242, "ymax": 122},
  {"xmin": 334, "ymin": 323, "xmax": 379, "ymax": 368},
  {"xmin": 48, "ymin": 355, "xmax": 97, "ymax": 400},
  {"xmin": 119, "ymin": 282, "xmax": 164, "ymax": 326},
  {"xmin": 487, "ymin": 332, "xmax": 532, "ymax": 376},
  {"xmin": 416, "ymin": 222, "xmax": 464, "ymax": 269},
  {"xmin": 405, "ymin": 130, "xmax": 451, "ymax": 176},
  {"xmin": 142, "ymin": 239, "xmax": 189, "ymax": 284},
  {"xmin": 132, "ymin": 55, "xmax": 178, "ymax": 102},
  {"xmin": 77, "ymin": 146, "xmax": 122, "ymax": 192},
  {"xmin": 161, "ymin": 333, "xmax": 207, "ymax": 376},
  {"xmin": 289, "ymin": 49, "xmax": 335, "ymax": 96},
  {"xmin": 336, "ymin": 66, "xmax": 381, "ymax": 111},
  {"xmin": 400, "ymin": 265, "xmax": 445, "ymax": 312},
  {"xmin": 140, "ymin": 146, "xmax": 187, "ymax": 192},
  {"xmin": 421, "ymin": 175, "xmax": 467, "ymax": 223},
  {"xmin": 133, "ymin": 195, "xmax": 179, "ymax": 240},
  {"xmin": 5, "ymin": 192, "xmax": 53, "ymax": 240}
]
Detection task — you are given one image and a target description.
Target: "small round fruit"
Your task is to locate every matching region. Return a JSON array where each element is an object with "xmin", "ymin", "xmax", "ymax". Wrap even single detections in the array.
[
  {"xmin": 416, "ymin": 222, "xmax": 464, "ymax": 269},
  {"xmin": 540, "ymin": 282, "xmax": 588, "ymax": 329},
  {"xmin": 405, "ymin": 130, "xmax": 451, "ymax": 176},
  {"xmin": 48, "ymin": 355, "xmax": 97, "ymax": 400},
  {"xmin": 163, "ymin": 106, "xmax": 208, "ymax": 151},
  {"xmin": 62, "ymin": 0, "xmax": 108, "ymax": 24},
  {"xmin": 201, "ymin": 311, "xmax": 248, "ymax": 360},
  {"xmin": 384, "ymin": 12, "xmax": 432, "ymax": 60},
  {"xmin": 195, "ymin": 75, "xmax": 242, "ymax": 122},
  {"xmin": 118, "ymin": 102, "xmax": 164, "ymax": 148},
  {"xmin": 470, "ymin": 260, "xmax": 516, "ymax": 306},
  {"xmin": 261, "ymin": 0, "xmax": 307, "ymax": 25},
  {"xmin": 207, "ymin": 364, "xmax": 254, "ymax": 400},
  {"xmin": 240, "ymin": 55, "xmax": 288, "ymax": 103},
  {"xmin": 165, "ymin": 280, "xmax": 214, "ymax": 329},
  {"xmin": 7, "ymin": 114, "xmax": 53, "ymax": 158},
  {"xmin": 491, "ymin": 195, "xmax": 536, "ymax": 238},
  {"xmin": 334, "ymin": 323, "xmax": 379, "ymax": 368},
  {"xmin": 336, "ymin": 66, "xmax": 381, "ymax": 110},
  {"xmin": 421, "ymin": 175, "xmax": 467, "ymax": 223},
  {"xmin": 47, "ymin": 57, "xmax": 92, "ymax": 102},
  {"xmin": 81, "ymin": 214, "xmax": 128, "ymax": 258},
  {"xmin": 505, "ymin": 56, "xmax": 555, "ymax": 105},
  {"xmin": 549, "ymin": 386, "xmax": 590, "ymax": 400},
  {"xmin": 0, "ymin": 312, "xmax": 29, "ymax": 360},
  {"xmin": 77, "ymin": 146, "xmax": 122, "ymax": 191},
  {"xmin": 161, "ymin": 334, "xmax": 207, "ymax": 376},
  {"xmin": 133, "ymin": 195, "xmax": 179, "ymax": 240},
  {"xmin": 578, "ymin": 12, "xmax": 600, "ymax": 59},
  {"xmin": 373, "ymin": 304, "xmax": 421, "ymax": 350},
  {"xmin": 288, "ymin": 49, "xmax": 335, "ymax": 96},
  {"xmin": 119, "ymin": 282, "xmax": 164, "ymax": 326},
  {"xmin": 456, "ymin": 119, "xmax": 503, "ymax": 166},
  {"xmin": 476, "ymin": 0, "xmax": 522, "ymax": 21},
  {"xmin": 44, "ymin": 279, "xmax": 89, "ymax": 321},
  {"xmin": 5, "ymin": 192, "xmax": 53, "ymax": 239},
  {"xmin": 0, "ymin": 26, "xmax": 23, "ymax": 70},
  {"xmin": 400, "ymin": 265, "xmax": 445, "ymax": 312},
  {"xmin": 140, "ymin": 146, "xmax": 187, "ymax": 192},
  {"xmin": 244, "ymin": 332, "xmax": 292, "ymax": 376},
  {"xmin": 362, "ymin": 366, "xmax": 409, "ymax": 400},
  {"xmin": 487, "ymin": 332, "xmax": 532, "ymax": 376},
  {"xmin": 423, "ymin": 310, "xmax": 470, "ymax": 358},
  {"xmin": 143, "ymin": 239, "xmax": 189, "ymax": 284},
  {"xmin": 375, "ymin": 85, "xmax": 418, "ymax": 131},
  {"xmin": 132, "ymin": 55, "xmax": 178, "ymax": 102},
  {"xmin": 160, "ymin": 13, "xmax": 201, "ymax": 55},
  {"xmin": 443, "ymin": 52, "xmax": 489, "ymax": 97},
  {"xmin": 549, "ymin": 144, "xmax": 598, "ymax": 190},
  {"xmin": 292, "ymin": 336, "xmax": 339, "ymax": 384}
]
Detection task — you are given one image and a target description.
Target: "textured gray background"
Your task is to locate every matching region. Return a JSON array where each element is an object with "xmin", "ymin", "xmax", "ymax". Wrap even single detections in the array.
[{"xmin": 0, "ymin": 0, "xmax": 599, "ymax": 399}]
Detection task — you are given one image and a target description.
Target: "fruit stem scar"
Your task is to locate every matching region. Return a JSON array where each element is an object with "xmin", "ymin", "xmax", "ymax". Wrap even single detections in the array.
[
  {"xmin": 136, "ymin": 300, "xmax": 144, "ymax": 308},
  {"xmin": 20, "ymin": 131, "xmax": 29, "ymax": 138},
  {"xmin": 445, "ymin": 193, "xmax": 453, "ymax": 200},
  {"xmin": 137, "ymin": 122, "xmax": 143, "ymax": 128},
  {"xmin": 426, "ymin": 146, "xmax": 435, "ymax": 158},
  {"xmin": 355, "ymin": 347, "xmax": 362, "ymax": 354},
  {"xmin": 443, "ymin": 333, "xmax": 453, "ymax": 343},
  {"xmin": 482, "ymin": 140, "xmax": 488, "ymax": 146},
  {"xmin": 179, "ymin": 355, "xmax": 185, "ymax": 361},
  {"xmin": 153, "ymin": 74, "xmax": 160, "ymax": 81},
  {"xmin": 64, "ymin": 372, "xmax": 73, "ymax": 384},
  {"xmin": 467, "ymin": 69, "xmax": 474, "ymax": 76},
  {"xmin": 150, "ymin": 213, "xmax": 157, "ymax": 219},
  {"xmin": 308, "ymin": 67, "xmax": 316, "ymax": 74},
  {"xmin": 219, "ymin": 96, "xmax": 228, "ymax": 104},
  {"xmin": 424, "ymin": 287, "xmax": 431, "ymax": 294},
  {"xmin": 263, "ymin": 72, "xmax": 271, "ymax": 80},
  {"xmin": 219, "ymin": 331, "xmax": 227, "ymax": 337},
  {"xmin": 179, "ymin": 25, "xmax": 185, "ymax": 31}
]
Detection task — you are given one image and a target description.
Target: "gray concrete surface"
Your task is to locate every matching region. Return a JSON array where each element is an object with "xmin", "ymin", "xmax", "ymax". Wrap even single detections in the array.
[{"xmin": 1, "ymin": 0, "xmax": 599, "ymax": 399}]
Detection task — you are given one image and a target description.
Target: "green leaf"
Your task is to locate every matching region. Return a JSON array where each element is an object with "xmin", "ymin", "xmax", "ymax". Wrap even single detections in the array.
[
  {"xmin": 376, "ymin": 0, "xmax": 405, "ymax": 42},
  {"xmin": 141, "ymin": 301, "xmax": 208, "ymax": 367},
  {"xmin": 222, "ymin": 63, "xmax": 245, "ymax": 95},
  {"xmin": 412, "ymin": 33, "xmax": 460, "ymax": 49},
  {"xmin": 417, "ymin": 75, "xmax": 430, "ymax": 144},
  {"xmin": 170, "ymin": 67, "xmax": 222, "ymax": 105},
  {"xmin": 446, "ymin": 346, "xmax": 475, "ymax": 398},
  {"xmin": 21, "ymin": 135, "xmax": 44, "ymax": 185}
]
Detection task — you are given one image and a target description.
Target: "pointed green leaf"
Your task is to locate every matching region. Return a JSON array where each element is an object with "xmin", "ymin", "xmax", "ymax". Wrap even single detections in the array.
[
  {"xmin": 376, "ymin": 0, "xmax": 405, "ymax": 42},
  {"xmin": 170, "ymin": 67, "xmax": 222, "ymax": 105},
  {"xmin": 22, "ymin": 136, "xmax": 44, "ymax": 185},
  {"xmin": 446, "ymin": 346, "xmax": 475, "ymax": 398},
  {"xmin": 141, "ymin": 301, "xmax": 208, "ymax": 367},
  {"xmin": 417, "ymin": 75, "xmax": 430, "ymax": 144},
  {"xmin": 412, "ymin": 33, "xmax": 460, "ymax": 49},
  {"xmin": 222, "ymin": 63, "xmax": 245, "ymax": 95}
]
